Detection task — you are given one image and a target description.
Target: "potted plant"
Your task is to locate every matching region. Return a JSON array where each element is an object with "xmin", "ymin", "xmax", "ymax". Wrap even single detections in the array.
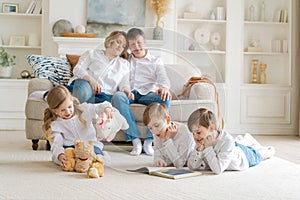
[{"xmin": 0, "ymin": 47, "xmax": 16, "ymax": 78}]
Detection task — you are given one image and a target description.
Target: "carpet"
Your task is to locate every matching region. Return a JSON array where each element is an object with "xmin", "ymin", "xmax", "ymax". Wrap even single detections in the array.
[{"xmin": 1, "ymin": 132, "xmax": 300, "ymax": 200}]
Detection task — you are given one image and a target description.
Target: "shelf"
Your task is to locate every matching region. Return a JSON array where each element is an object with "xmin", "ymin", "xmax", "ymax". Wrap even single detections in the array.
[
  {"xmin": 241, "ymin": 83, "xmax": 291, "ymax": 89},
  {"xmin": 244, "ymin": 52, "xmax": 288, "ymax": 56},
  {"xmin": 178, "ymin": 50, "xmax": 226, "ymax": 55},
  {"xmin": 0, "ymin": 13, "xmax": 41, "ymax": 19},
  {"xmin": 1, "ymin": 45, "xmax": 41, "ymax": 49},
  {"xmin": 177, "ymin": 18, "xmax": 226, "ymax": 24},
  {"xmin": 244, "ymin": 21, "xmax": 289, "ymax": 25}
]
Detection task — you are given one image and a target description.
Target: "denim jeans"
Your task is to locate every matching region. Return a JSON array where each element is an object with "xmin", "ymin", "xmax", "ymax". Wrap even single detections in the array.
[
  {"xmin": 129, "ymin": 90, "xmax": 171, "ymax": 140},
  {"xmin": 67, "ymin": 79, "xmax": 93, "ymax": 103}
]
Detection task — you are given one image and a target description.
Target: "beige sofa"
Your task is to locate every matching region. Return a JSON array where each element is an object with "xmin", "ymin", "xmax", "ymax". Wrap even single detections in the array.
[{"xmin": 25, "ymin": 64, "xmax": 218, "ymax": 150}]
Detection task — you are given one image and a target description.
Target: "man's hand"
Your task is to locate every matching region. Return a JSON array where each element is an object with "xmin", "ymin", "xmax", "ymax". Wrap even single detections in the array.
[{"xmin": 156, "ymin": 88, "xmax": 172, "ymax": 101}]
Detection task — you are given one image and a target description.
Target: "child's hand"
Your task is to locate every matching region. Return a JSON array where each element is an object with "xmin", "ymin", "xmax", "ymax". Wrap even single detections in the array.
[
  {"xmin": 165, "ymin": 123, "xmax": 177, "ymax": 140},
  {"xmin": 104, "ymin": 107, "xmax": 112, "ymax": 119},
  {"xmin": 58, "ymin": 153, "xmax": 67, "ymax": 169},
  {"xmin": 196, "ymin": 142, "xmax": 205, "ymax": 152},
  {"xmin": 154, "ymin": 160, "xmax": 167, "ymax": 167},
  {"xmin": 203, "ymin": 133, "xmax": 215, "ymax": 148}
]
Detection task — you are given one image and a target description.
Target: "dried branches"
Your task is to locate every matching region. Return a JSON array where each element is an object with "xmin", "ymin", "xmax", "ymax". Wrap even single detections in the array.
[{"xmin": 149, "ymin": 0, "xmax": 170, "ymax": 26}]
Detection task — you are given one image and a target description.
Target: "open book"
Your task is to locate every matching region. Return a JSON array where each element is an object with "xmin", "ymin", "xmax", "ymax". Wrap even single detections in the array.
[{"xmin": 127, "ymin": 167, "xmax": 202, "ymax": 180}]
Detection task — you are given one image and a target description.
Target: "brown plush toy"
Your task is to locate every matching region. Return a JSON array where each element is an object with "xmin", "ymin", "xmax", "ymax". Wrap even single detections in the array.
[
  {"xmin": 74, "ymin": 140, "xmax": 95, "ymax": 173},
  {"xmin": 62, "ymin": 147, "xmax": 76, "ymax": 172},
  {"xmin": 87, "ymin": 154, "xmax": 105, "ymax": 178}
]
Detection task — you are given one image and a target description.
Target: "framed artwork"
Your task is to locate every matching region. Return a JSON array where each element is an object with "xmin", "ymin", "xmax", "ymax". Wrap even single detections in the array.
[
  {"xmin": 9, "ymin": 35, "xmax": 26, "ymax": 46},
  {"xmin": 87, "ymin": 0, "xmax": 145, "ymax": 37},
  {"xmin": 2, "ymin": 3, "xmax": 19, "ymax": 13}
]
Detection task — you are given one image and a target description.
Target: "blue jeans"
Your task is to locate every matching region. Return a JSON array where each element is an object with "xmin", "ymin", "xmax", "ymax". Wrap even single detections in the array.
[
  {"xmin": 235, "ymin": 142, "xmax": 262, "ymax": 167},
  {"xmin": 67, "ymin": 79, "xmax": 93, "ymax": 103},
  {"xmin": 129, "ymin": 90, "xmax": 171, "ymax": 140}
]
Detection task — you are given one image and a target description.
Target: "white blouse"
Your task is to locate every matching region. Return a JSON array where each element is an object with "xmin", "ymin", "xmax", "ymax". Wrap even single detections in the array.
[
  {"xmin": 187, "ymin": 130, "xmax": 249, "ymax": 174},
  {"xmin": 129, "ymin": 51, "xmax": 170, "ymax": 95},
  {"xmin": 49, "ymin": 101, "xmax": 111, "ymax": 165},
  {"xmin": 72, "ymin": 47, "xmax": 130, "ymax": 95},
  {"xmin": 153, "ymin": 122, "xmax": 196, "ymax": 168}
]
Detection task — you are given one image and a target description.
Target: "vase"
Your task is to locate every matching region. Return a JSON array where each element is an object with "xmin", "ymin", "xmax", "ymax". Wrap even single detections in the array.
[
  {"xmin": 153, "ymin": 26, "xmax": 163, "ymax": 40},
  {"xmin": 0, "ymin": 66, "xmax": 13, "ymax": 78}
]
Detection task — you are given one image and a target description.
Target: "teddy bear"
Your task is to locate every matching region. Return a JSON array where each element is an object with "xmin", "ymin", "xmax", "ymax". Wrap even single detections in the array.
[
  {"xmin": 74, "ymin": 140, "xmax": 95, "ymax": 173},
  {"xmin": 62, "ymin": 147, "xmax": 76, "ymax": 172},
  {"xmin": 87, "ymin": 154, "xmax": 105, "ymax": 178},
  {"xmin": 96, "ymin": 109, "xmax": 129, "ymax": 142}
]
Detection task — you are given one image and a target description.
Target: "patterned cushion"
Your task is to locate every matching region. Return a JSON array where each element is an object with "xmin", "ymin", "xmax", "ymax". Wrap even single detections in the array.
[{"xmin": 25, "ymin": 55, "xmax": 73, "ymax": 86}]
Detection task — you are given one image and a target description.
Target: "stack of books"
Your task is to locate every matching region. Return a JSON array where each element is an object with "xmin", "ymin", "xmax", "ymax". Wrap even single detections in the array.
[{"xmin": 26, "ymin": 0, "xmax": 42, "ymax": 14}]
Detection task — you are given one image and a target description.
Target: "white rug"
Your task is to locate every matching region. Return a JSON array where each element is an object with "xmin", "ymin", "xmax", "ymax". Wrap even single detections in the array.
[{"xmin": 1, "ymin": 132, "xmax": 300, "ymax": 200}]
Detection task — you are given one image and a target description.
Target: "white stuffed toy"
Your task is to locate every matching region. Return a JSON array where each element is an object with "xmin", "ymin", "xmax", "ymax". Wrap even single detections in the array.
[{"xmin": 96, "ymin": 109, "xmax": 129, "ymax": 142}]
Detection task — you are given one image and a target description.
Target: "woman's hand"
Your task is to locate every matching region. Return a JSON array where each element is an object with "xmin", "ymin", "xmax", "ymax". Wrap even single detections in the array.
[
  {"xmin": 84, "ymin": 76, "xmax": 102, "ymax": 94},
  {"xmin": 122, "ymin": 88, "xmax": 134, "ymax": 100},
  {"xmin": 156, "ymin": 87, "xmax": 172, "ymax": 101},
  {"xmin": 58, "ymin": 153, "xmax": 67, "ymax": 169},
  {"xmin": 154, "ymin": 160, "xmax": 167, "ymax": 167}
]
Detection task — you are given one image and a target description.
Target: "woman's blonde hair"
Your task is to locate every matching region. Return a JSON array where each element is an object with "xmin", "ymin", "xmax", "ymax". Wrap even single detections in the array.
[
  {"xmin": 42, "ymin": 85, "xmax": 86, "ymax": 141},
  {"xmin": 143, "ymin": 103, "xmax": 169, "ymax": 126},
  {"xmin": 187, "ymin": 108, "xmax": 218, "ymax": 132},
  {"xmin": 104, "ymin": 30, "xmax": 128, "ymax": 58}
]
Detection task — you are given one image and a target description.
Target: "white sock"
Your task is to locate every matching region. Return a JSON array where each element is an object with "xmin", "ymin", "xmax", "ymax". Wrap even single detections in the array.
[
  {"xmin": 244, "ymin": 133, "xmax": 261, "ymax": 148},
  {"xmin": 130, "ymin": 138, "xmax": 142, "ymax": 156},
  {"xmin": 102, "ymin": 151, "xmax": 111, "ymax": 166},
  {"xmin": 143, "ymin": 139, "xmax": 154, "ymax": 156}
]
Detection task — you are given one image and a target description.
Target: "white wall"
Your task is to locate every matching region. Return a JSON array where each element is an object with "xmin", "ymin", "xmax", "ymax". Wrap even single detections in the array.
[{"xmin": 43, "ymin": 0, "xmax": 175, "ymax": 57}]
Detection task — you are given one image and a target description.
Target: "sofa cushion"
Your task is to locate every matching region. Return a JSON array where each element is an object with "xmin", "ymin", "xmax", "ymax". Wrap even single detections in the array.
[
  {"xmin": 25, "ymin": 55, "xmax": 73, "ymax": 86},
  {"xmin": 66, "ymin": 54, "xmax": 80, "ymax": 69}
]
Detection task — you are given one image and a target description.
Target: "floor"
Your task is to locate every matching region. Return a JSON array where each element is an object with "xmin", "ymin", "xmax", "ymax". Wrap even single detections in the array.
[{"xmin": 2, "ymin": 131, "xmax": 300, "ymax": 164}]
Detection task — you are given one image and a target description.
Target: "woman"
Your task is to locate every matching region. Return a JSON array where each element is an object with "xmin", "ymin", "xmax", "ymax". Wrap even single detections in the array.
[
  {"xmin": 68, "ymin": 30, "xmax": 133, "ymax": 103},
  {"xmin": 68, "ymin": 30, "xmax": 142, "ymax": 156}
]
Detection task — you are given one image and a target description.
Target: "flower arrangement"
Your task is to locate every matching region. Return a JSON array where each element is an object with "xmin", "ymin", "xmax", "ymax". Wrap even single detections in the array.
[
  {"xmin": 0, "ymin": 47, "xmax": 16, "ymax": 67},
  {"xmin": 149, "ymin": 0, "xmax": 170, "ymax": 27}
]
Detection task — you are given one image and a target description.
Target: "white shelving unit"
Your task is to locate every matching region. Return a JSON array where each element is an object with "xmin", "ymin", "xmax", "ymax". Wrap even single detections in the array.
[
  {"xmin": 0, "ymin": 1, "xmax": 43, "ymax": 78},
  {"xmin": 0, "ymin": 0, "xmax": 43, "ymax": 130},
  {"xmin": 240, "ymin": 0, "xmax": 293, "ymax": 128},
  {"xmin": 175, "ymin": 0, "xmax": 227, "ymax": 83}
]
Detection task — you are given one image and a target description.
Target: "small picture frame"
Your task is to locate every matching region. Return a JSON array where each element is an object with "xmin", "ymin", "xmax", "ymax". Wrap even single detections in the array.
[
  {"xmin": 2, "ymin": 3, "xmax": 19, "ymax": 13},
  {"xmin": 9, "ymin": 35, "xmax": 26, "ymax": 46}
]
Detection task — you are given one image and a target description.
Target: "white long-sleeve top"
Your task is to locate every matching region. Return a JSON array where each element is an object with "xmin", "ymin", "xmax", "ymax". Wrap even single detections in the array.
[
  {"xmin": 49, "ymin": 101, "xmax": 112, "ymax": 165},
  {"xmin": 72, "ymin": 47, "xmax": 130, "ymax": 95},
  {"xmin": 153, "ymin": 122, "xmax": 196, "ymax": 168},
  {"xmin": 129, "ymin": 51, "xmax": 170, "ymax": 95},
  {"xmin": 187, "ymin": 130, "xmax": 249, "ymax": 174}
]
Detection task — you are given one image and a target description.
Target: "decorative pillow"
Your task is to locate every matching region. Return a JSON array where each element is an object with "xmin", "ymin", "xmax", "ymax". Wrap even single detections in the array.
[
  {"xmin": 25, "ymin": 55, "xmax": 73, "ymax": 86},
  {"xmin": 66, "ymin": 54, "xmax": 80, "ymax": 70}
]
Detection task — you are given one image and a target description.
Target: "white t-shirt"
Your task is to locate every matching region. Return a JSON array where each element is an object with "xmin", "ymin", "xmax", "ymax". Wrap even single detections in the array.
[
  {"xmin": 153, "ymin": 122, "xmax": 196, "ymax": 168},
  {"xmin": 129, "ymin": 51, "xmax": 170, "ymax": 95}
]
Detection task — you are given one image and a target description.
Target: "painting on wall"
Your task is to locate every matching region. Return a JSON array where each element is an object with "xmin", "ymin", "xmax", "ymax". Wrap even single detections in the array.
[{"xmin": 87, "ymin": 0, "xmax": 146, "ymax": 37}]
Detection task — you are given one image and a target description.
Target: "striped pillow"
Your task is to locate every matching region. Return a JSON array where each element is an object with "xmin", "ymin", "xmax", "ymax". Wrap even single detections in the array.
[{"xmin": 25, "ymin": 55, "xmax": 73, "ymax": 86}]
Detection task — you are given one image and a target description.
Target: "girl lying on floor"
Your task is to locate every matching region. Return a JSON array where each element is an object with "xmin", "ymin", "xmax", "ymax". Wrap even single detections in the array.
[{"xmin": 187, "ymin": 108, "xmax": 275, "ymax": 174}]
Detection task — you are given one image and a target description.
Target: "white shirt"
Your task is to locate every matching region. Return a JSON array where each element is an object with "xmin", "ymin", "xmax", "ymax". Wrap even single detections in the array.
[
  {"xmin": 187, "ymin": 130, "xmax": 249, "ymax": 174},
  {"xmin": 129, "ymin": 51, "xmax": 170, "ymax": 95},
  {"xmin": 153, "ymin": 122, "xmax": 196, "ymax": 168},
  {"xmin": 49, "ymin": 101, "xmax": 111, "ymax": 165},
  {"xmin": 72, "ymin": 47, "xmax": 130, "ymax": 95}
]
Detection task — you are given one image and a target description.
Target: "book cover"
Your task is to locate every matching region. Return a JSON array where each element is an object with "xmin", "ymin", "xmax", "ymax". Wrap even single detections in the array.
[{"xmin": 127, "ymin": 167, "xmax": 202, "ymax": 180}]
